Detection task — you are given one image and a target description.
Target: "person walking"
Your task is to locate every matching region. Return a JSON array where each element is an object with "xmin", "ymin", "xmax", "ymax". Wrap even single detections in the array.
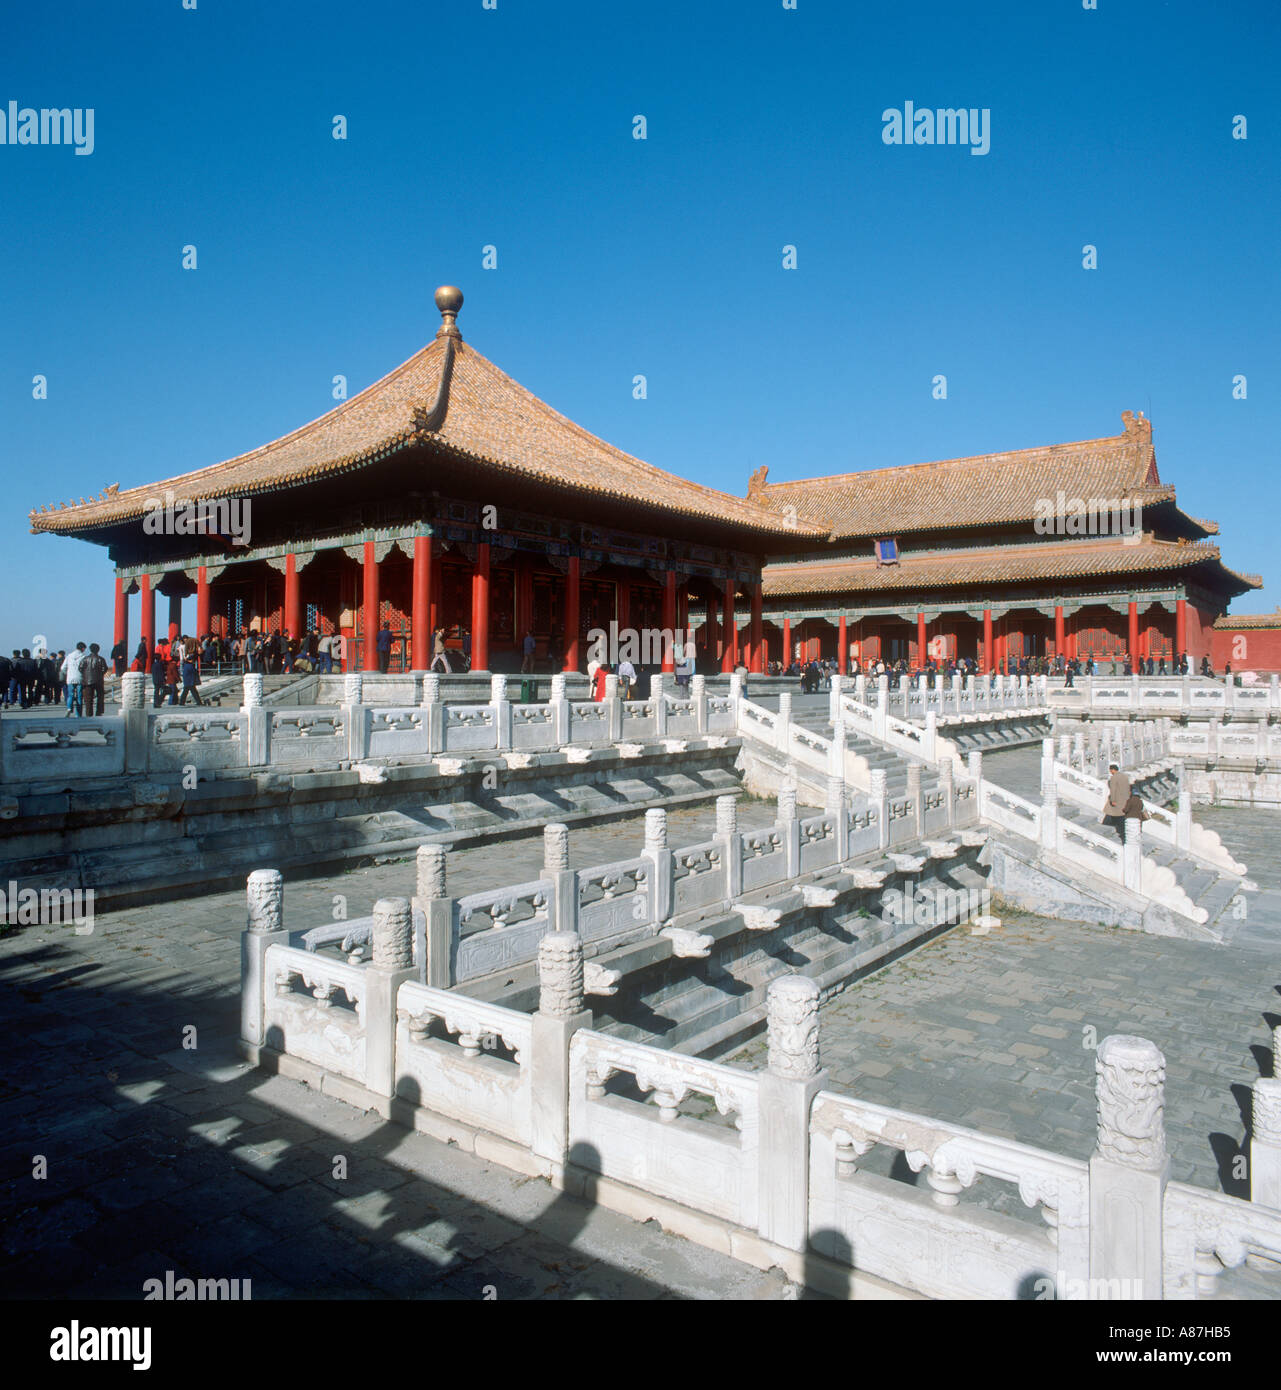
[
  {"xmin": 376, "ymin": 623, "xmax": 392, "ymax": 674},
  {"xmin": 61, "ymin": 642, "xmax": 86, "ymax": 717},
  {"xmin": 81, "ymin": 644, "xmax": 108, "ymax": 716},
  {"xmin": 110, "ymin": 638, "xmax": 127, "ymax": 678},
  {"xmin": 1100, "ymin": 762, "xmax": 1132, "ymax": 842},
  {"xmin": 617, "ymin": 656, "xmax": 636, "ymax": 699},
  {"xmin": 162, "ymin": 651, "xmax": 180, "ymax": 705},
  {"xmin": 521, "ymin": 629, "xmax": 536, "ymax": 674},
  {"xmin": 179, "ymin": 646, "xmax": 203, "ymax": 704},
  {"xmin": 152, "ymin": 645, "xmax": 168, "ymax": 707},
  {"xmin": 430, "ymin": 628, "xmax": 452, "ymax": 674}
]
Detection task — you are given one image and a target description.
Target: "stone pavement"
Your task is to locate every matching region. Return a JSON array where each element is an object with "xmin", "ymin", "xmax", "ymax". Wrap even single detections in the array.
[
  {"xmin": 729, "ymin": 842, "xmax": 1280, "ymax": 1210},
  {"xmin": 0, "ymin": 801, "xmax": 789, "ymax": 1301}
]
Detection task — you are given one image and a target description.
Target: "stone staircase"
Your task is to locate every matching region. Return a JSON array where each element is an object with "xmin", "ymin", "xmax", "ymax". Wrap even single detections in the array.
[
  {"xmin": 981, "ymin": 744, "xmax": 1252, "ymax": 936},
  {"xmin": 583, "ymin": 850, "xmax": 991, "ymax": 1060},
  {"xmin": 792, "ymin": 706, "xmax": 944, "ymax": 801}
]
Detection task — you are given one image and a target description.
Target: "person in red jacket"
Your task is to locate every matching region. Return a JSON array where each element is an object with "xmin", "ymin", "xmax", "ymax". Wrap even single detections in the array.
[{"xmin": 592, "ymin": 662, "xmax": 610, "ymax": 702}]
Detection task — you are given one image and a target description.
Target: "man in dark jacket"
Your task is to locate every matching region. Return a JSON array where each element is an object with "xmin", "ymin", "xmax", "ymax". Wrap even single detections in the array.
[
  {"xmin": 110, "ymin": 639, "xmax": 127, "ymax": 678},
  {"xmin": 81, "ymin": 644, "xmax": 108, "ymax": 716}
]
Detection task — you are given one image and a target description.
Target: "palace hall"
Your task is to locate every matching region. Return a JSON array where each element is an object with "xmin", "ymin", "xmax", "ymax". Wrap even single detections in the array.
[
  {"xmin": 29, "ymin": 288, "xmax": 821, "ymax": 675},
  {"xmin": 746, "ymin": 410, "xmax": 1259, "ymax": 671},
  {"xmin": 31, "ymin": 291, "xmax": 1257, "ymax": 675}
]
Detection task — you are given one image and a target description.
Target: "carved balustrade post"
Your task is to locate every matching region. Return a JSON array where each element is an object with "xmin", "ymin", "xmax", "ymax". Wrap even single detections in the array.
[
  {"xmin": 604, "ymin": 674, "xmax": 623, "ymax": 741},
  {"xmin": 548, "ymin": 672, "xmax": 570, "ymax": 748},
  {"xmin": 241, "ymin": 672, "xmax": 271, "ymax": 765},
  {"xmin": 938, "ymin": 754, "xmax": 955, "ymax": 827},
  {"xmin": 691, "ymin": 672, "xmax": 708, "ymax": 734},
  {"xmin": 1040, "ymin": 778, "xmax": 1059, "ymax": 854},
  {"xmin": 776, "ymin": 692, "xmax": 793, "ymax": 754},
  {"xmin": 420, "ymin": 672, "xmax": 445, "ymax": 755},
  {"xmin": 414, "ymin": 844, "xmax": 453, "ymax": 988},
  {"xmin": 119, "ymin": 672, "xmax": 150, "ymax": 774},
  {"xmin": 531, "ymin": 931, "xmax": 593, "ymax": 1182},
  {"xmin": 366, "ymin": 897, "xmax": 415, "ymax": 1099},
  {"xmin": 758, "ymin": 975, "xmax": 827, "ymax": 1252},
  {"xmin": 1089, "ymin": 1035, "xmax": 1169, "ymax": 1299},
  {"xmin": 1250, "ymin": 1068, "xmax": 1281, "ymax": 1213},
  {"xmin": 870, "ymin": 768, "xmax": 890, "ymax": 851},
  {"xmin": 778, "ymin": 778, "xmax": 801, "ymax": 877},
  {"xmin": 1041, "ymin": 736, "xmax": 1056, "ymax": 795},
  {"xmin": 642, "ymin": 807, "xmax": 672, "ymax": 926},
  {"xmin": 490, "ymin": 673, "xmax": 512, "ymax": 752},
  {"xmin": 240, "ymin": 869, "xmax": 288, "ymax": 1051},
  {"xmin": 825, "ymin": 773, "xmax": 849, "ymax": 861},
  {"xmin": 1122, "ymin": 818, "xmax": 1142, "ymax": 891},
  {"xmin": 542, "ymin": 822, "xmax": 576, "ymax": 934},
  {"xmin": 905, "ymin": 762, "xmax": 923, "ymax": 836},
  {"xmin": 716, "ymin": 793, "xmax": 742, "ymax": 903}
]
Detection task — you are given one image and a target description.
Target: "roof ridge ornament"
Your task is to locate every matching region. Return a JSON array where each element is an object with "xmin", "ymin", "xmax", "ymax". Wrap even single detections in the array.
[
  {"xmin": 435, "ymin": 285, "xmax": 463, "ymax": 340},
  {"xmin": 1121, "ymin": 408, "xmax": 1152, "ymax": 443},
  {"xmin": 413, "ymin": 333, "xmax": 456, "ymax": 434}
]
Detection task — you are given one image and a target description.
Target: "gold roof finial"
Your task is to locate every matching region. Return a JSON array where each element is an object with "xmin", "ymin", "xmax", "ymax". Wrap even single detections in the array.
[{"xmin": 434, "ymin": 285, "xmax": 463, "ymax": 340}]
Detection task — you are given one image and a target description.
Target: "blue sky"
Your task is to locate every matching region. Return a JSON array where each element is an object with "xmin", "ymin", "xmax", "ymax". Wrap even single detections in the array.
[{"xmin": 2, "ymin": 0, "xmax": 1277, "ymax": 650}]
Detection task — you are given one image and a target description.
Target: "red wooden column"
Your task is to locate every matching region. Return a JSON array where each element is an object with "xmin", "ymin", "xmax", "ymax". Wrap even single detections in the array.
[
  {"xmin": 1175, "ymin": 597, "xmax": 1187, "ymax": 656},
  {"xmin": 284, "ymin": 554, "xmax": 301, "ymax": 640},
  {"xmin": 516, "ymin": 556, "xmax": 534, "ymax": 649},
  {"xmin": 917, "ymin": 611, "xmax": 927, "ymax": 666},
  {"xmin": 1054, "ymin": 604, "xmax": 1065, "ymax": 657},
  {"xmin": 140, "ymin": 574, "xmax": 155, "ymax": 671},
  {"xmin": 196, "ymin": 566, "xmax": 210, "ymax": 636},
  {"xmin": 1128, "ymin": 601, "xmax": 1139, "ymax": 663},
  {"xmin": 983, "ymin": 608, "xmax": 993, "ymax": 672},
  {"xmin": 168, "ymin": 593, "xmax": 182, "ymax": 641},
  {"xmin": 782, "ymin": 616, "xmax": 791, "ymax": 665},
  {"xmin": 721, "ymin": 583, "xmax": 737, "ymax": 673},
  {"xmin": 706, "ymin": 595, "xmax": 719, "ymax": 666},
  {"xmin": 362, "ymin": 541, "xmax": 380, "ymax": 672},
  {"xmin": 662, "ymin": 570, "xmax": 677, "ymax": 673},
  {"xmin": 838, "ymin": 615, "xmax": 848, "ymax": 675},
  {"xmin": 471, "ymin": 541, "xmax": 491, "ymax": 673},
  {"xmin": 564, "ymin": 557, "xmax": 581, "ymax": 672},
  {"xmin": 412, "ymin": 536, "xmax": 432, "ymax": 669},
  {"xmin": 113, "ymin": 576, "xmax": 128, "ymax": 663},
  {"xmin": 749, "ymin": 583, "xmax": 763, "ymax": 674}
]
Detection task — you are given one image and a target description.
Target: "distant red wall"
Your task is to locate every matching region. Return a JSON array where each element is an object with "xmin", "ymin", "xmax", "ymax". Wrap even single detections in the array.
[{"xmin": 1213, "ymin": 625, "xmax": 1281, "ymax": 674}]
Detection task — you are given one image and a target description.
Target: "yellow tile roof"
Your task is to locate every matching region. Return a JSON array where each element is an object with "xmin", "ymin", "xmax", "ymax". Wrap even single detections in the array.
[
  {"xmin": 31, "ymin": 328, "xmax": 822, "ymax": 541},
  {"xmin": 746, "ymin": 411, "xmax": 1198, "ymax": 538},
  {"xmin": 763, "ymin": 537, "xmax": 1261, "ymax": 598}
]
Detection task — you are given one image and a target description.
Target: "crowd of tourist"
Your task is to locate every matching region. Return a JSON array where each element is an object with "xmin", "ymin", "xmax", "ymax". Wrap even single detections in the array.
[
  {"xmin": 0, "ymin": 628, "xmax": 1232, "ymax": 715},
  {"xmin": 0, "ymin": 643, "xmax": 110, "ymax": 713},
  {"xmin": 765, "ymin": 647, "xmax": 1216, "ymax": 693}
]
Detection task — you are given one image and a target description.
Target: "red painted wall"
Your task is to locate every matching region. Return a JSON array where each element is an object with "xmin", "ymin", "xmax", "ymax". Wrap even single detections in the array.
[
  {"xmin": 1184, "ymin": 604, "xmax": 1218, "ymax": 666},
  {"xmin": 1213, "ymin": 624, "xmax": 1281, "ymax": 674}
]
